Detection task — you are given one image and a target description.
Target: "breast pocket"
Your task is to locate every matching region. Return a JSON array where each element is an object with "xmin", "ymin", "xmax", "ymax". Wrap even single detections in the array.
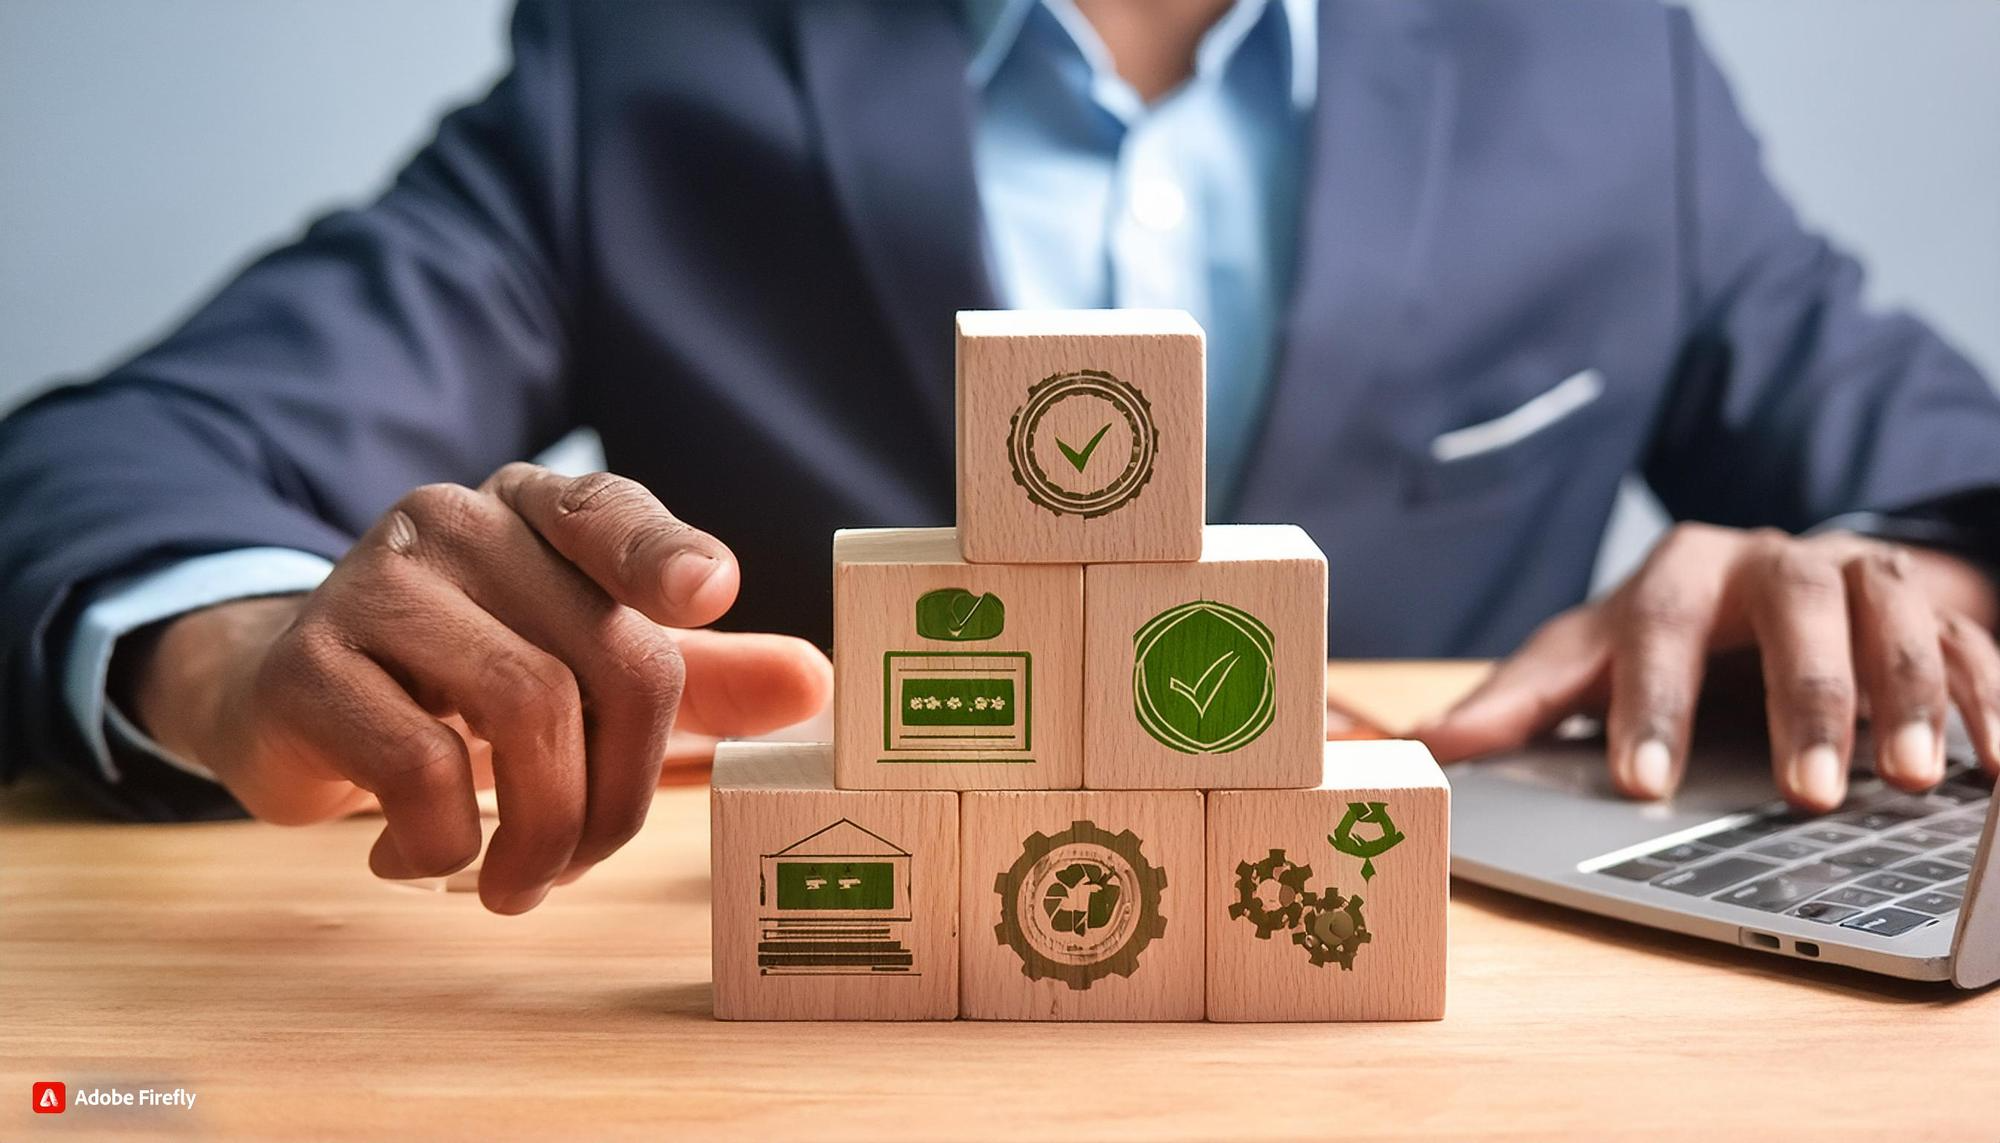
[{"xmin": 1410, "ymin": 368, "xmax": 1607, "ymax": 503}]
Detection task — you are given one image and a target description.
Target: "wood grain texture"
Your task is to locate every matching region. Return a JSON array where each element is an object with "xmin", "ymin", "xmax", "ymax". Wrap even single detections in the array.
[
  {"xmin": 7, "ymin": 663, "xmax": 2000, "ymax": 1141},
  {"xmin": 1207, "ymin": 741, "xmax": 1449, "ymax": 1021},
  {"xmin": 956, "ymin": 309, "xmax": 1204, "ymax": 564},
  {"xmin": 711, "ymin": 742, "xmax": 958, "ymax": 1020},
  {"xmin": 1084, "ymin": 525, "xmax": 1326, "ymax": 789},
  {"xmin": 959, "ymin": 789, "xmax": 1204, "ymax": 1020},
  {"xmin": 833, "ymin": 528, "xmax": 1081, "ymax": 789}
]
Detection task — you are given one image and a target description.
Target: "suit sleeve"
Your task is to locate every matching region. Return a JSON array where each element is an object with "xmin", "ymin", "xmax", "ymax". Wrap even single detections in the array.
[
  {"xmin": 0, "ymin": 1, "xmax": 579, "ymax": 817},
  {"xmin": 1642, "ymin": 9, "xmax": 2000, "ymax": 565}
]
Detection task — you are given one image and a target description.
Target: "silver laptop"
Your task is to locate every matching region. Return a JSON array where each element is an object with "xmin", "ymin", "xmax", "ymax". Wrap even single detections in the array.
[{"xmin": 1450, "ymin": 719, "xmax": 2000, "ymax": 987}]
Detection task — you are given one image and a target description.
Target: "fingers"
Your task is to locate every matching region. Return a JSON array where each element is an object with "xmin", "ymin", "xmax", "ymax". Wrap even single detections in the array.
[
  {"xmin": 380, "ymin": 476, "xmax": 700, "ymax": 886},
  {"xmin": 1845, "ymin": 551, "xmax": 1948, "ymax": 790},
  {"xmin": 1742, "ymin": 541, "xmax": 1857, "ymax": 813},
  {"xmin": 1942, "ymin": 613, "xmax": 2000, "ymax": 778},
  {"xmin": 1415, "ymin": 607, "xmax": 1608, "ymax": 763},
  {"xmin": 255, "ymin": 625, "xmax": 483, "ymax": 881},
  {"xmin": 483, "ymin": 463, "xmax": 739, "ymax": 627},
  {"xmin": 1603, "ymin": 529, "xmax": 1732, "ymax": 800},
  {"xmin": 670, "ymin": 628, "xmax": 832, "ymax": 738},
  {"xmin": 310, "ymin": 566, "xmax": 590, "ymax": 913}
]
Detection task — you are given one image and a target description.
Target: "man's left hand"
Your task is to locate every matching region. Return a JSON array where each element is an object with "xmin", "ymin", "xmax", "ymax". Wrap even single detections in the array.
[{"xmin": 1418, "ymin": 524, "xmax": 2000, "ymax": 812}]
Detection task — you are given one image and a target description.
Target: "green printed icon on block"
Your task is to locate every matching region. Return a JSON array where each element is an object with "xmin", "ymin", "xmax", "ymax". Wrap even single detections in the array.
[
  {"xmin": 757, "ymin": 819, "xmax": 917, "ymax": 976},
  {"xmin": 1330, "ymin": 801, "xmax": 1405, "ymax": 881},
  {"xmin": 994, "ymin": 820, "xmax": 1167, "ymax": 989},
  {"xmin": 1007, "ymin": 369, "xmax": 1159, "ymax": 518},
  {"xmin": 882, "ymin": 588, "xmax": 1031, "ymax": 762},
  {"xmin": 913, "ymin": 588, "xmax": 1005, "ymax": 641},
  {"xmin": 1132, "ymin": 600, "xmax": 1275, "ymax": 754}
]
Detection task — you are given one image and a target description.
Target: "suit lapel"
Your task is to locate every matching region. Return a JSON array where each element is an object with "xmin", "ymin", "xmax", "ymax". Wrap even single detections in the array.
[
  {"xmin": 795, "ymin": 2, "xmax": 998, "ymax": 453},
  {"xmin": 1235, "ymin": 0, "xmax": 1458, "ymax": 514}
]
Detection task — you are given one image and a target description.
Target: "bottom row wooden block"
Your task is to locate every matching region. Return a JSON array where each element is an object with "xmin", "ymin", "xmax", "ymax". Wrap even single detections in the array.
[{"xmin": 711, "ymin": 740, "xmax": 1447, "ymax": 1022}]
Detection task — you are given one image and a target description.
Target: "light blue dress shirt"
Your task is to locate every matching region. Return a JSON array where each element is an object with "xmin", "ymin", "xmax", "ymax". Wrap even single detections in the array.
[{"xmin": 65, "ymin": 0, "xmax": 1320, "ymax": 784}]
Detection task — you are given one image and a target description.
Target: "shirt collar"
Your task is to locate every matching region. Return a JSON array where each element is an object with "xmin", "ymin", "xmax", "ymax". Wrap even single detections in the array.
[{"xmin": 965, "ymin": 0, "xmax": 1318, "ymax": 111}]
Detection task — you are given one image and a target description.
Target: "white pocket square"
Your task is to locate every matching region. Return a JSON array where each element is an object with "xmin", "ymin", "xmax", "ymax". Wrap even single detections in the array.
[{"xmin": 1429, "ymin": 368, "xmax": 1605, "ymax": 464}]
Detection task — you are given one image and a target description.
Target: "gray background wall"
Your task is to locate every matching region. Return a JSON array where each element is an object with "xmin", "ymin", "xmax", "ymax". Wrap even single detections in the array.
[{"xmin": 2, "ymin": 0, "xmax": 1996, "ymax": 588}]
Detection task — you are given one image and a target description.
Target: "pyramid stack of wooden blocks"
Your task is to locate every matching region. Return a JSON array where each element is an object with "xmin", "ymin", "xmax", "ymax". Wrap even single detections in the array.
[{"xmin": 712, "ymin": 310, "xmax": 1449, "ymax": 1022}]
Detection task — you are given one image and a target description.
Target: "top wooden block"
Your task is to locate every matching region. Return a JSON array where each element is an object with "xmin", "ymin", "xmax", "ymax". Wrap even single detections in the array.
[{"xmin": 955, "ymin": 309, "xmax": 1205, "ymax": 564}]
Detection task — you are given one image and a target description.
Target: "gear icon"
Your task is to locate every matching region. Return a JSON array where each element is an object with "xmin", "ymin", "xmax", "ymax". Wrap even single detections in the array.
[
  {"xmin": 994, "ymin": 819, "xmax": 1168, "ymax": 990},
  {"xmin": 1228, "ymin": 848, "xmax": 1312, "ymax": 938},
  {"xmin": 1293, "ymin": 888, "xmax": 1370, "ymax": 970}
]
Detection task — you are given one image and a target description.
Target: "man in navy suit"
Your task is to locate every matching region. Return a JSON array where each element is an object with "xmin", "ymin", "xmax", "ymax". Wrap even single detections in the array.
[{"xmin": 1, "ymin": 1, "xmax": 1996, "ymax": 914}]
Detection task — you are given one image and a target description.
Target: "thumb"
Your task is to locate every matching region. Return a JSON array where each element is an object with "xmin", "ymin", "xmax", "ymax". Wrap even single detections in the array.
[
  {"xmin": 670, "ymin": 627, "xmax": 832, "ymax": 738},
  {"xmin": 1415, "ymin": 607, "xmax": 1608, "ymax": 762}
]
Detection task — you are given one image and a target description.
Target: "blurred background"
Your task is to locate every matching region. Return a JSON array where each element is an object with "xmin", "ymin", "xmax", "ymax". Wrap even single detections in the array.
[{"xmin": 2, "ymin": 0, "xmax": 1995, "ymax": 591}]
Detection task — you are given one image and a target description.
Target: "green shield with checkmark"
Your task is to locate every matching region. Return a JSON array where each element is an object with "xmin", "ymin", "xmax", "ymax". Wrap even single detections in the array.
[{"xmin": 1132, "ymin": 600, "xmax": 1275, "ymax": 754}]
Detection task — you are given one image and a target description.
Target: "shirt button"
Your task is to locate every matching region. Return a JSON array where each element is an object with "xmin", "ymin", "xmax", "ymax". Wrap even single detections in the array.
[{"xmin": 1129, "ymin": 177, "xmax": 1188, "ymax": 231}]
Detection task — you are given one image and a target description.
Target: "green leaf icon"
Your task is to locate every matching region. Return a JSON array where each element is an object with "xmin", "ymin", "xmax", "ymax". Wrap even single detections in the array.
[{"xmin": 914, "ymin": 588, "xmax": 1005, "ymax": 641}]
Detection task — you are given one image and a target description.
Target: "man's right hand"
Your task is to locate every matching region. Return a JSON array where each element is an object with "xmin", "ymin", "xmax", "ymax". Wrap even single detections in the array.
[{"xmin": 113, "ymin": 463, "xmax": 832, "ymax": 914}]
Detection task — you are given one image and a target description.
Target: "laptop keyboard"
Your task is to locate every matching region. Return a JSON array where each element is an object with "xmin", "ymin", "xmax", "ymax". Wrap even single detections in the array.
[{"xmin": 1594, "ymin": 769, "xmax": 1992, "ymax": 939}]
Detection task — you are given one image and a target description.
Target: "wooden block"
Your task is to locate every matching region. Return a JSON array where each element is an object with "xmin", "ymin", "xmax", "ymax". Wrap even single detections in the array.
[
  {"xmin": 834, "ymin": 528, "xmax": 1082, "ymax": 790},
  {"xmin": 960, "ymin": 789, "xmax": 1205, "ymax": 1020},
  {"xmin": 956, "ymin": 309, "xmax": 1204, "ymax": 564},
  {"xmin": 710, "ymin": 741, "xmax": 958, "ymax": 1020},
  {"xmin": 1083, "ymin": 524, "xmax": 1326, "ymax": 789},
  {"xmin": 1206, "ymin": 740, "xmax": 1450, "ymax": 1022}
]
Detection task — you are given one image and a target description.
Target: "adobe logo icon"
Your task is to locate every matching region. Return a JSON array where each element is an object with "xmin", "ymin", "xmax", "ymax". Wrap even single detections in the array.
[{"xmin": 32, "ymin": 1081, "xmax": 66, "ymax": 1114}]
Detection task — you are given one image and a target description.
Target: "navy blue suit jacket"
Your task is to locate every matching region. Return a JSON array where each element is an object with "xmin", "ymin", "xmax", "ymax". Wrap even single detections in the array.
[{"xmin": 3, "ymin": 0, "xmax": 1998, "ymax": 817}]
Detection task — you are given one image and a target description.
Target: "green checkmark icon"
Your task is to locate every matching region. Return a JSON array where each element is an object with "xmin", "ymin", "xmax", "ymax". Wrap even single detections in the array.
[
  {"xmin": 1167, "ymin": 650, "xmax": 1240, "ymax": 718},
  {"xmin": 1054, "ymin": 422, "xmax": 1113, "ymax": 473}
]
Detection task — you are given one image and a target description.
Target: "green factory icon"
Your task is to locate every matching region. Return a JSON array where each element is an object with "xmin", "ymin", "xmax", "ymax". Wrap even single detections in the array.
[{"xmin": 757, "ymin": 819, "xmax": 917, "ymax": 976}]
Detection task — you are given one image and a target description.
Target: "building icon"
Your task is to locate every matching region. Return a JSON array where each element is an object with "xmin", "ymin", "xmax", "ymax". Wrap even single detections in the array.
[{"xmin": 758, "ymin": 819, "xmax": 918, "ymax": 976}]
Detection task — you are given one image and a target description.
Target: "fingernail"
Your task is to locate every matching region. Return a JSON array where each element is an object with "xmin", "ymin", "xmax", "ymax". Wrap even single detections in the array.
[
  {"xmin": 1629, "ymin": 739, "xmax": 1673, "ymax": 797},
  {"xmin": 1889, "ymin": 719, "xmax": 1943, "ymax": 785},
  {"xmin": 662, "ymin": 551, "xmax": 721, "ymax": 608},
  {"xmin": 1792, "ymin": 744, "xmax": 1844, "ymax": 809}
]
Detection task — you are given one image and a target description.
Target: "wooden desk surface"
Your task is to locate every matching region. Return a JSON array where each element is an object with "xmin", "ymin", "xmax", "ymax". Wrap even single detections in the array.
[{"xmin": 4, "ymin": 663, "xmax": 1993, "ymax": 1141}]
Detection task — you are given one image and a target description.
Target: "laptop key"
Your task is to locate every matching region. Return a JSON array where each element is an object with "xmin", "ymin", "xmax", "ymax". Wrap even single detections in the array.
[
  {"xmin": 1857, "ymin": 871, "xmax": 1934, "ymax": 895},
  {"xmin": 1651, "ymin": 857, "xmax": 1777, "ymax": 896},
  {"xmin": 1711, "ymin": 875, "xmax": 1820, "ymax": 912},
  {"xmin": 1828, "ymin": 807, "xmax": 1929, "ymax": 831},
  {"xmin": 1887, "ymin": 827, "xmax": 1961, "ymax": 850},
  {"xmin": 1601, "ymin": 857, "xmax": 1675, "ymax": 881},
  {"xmin": 1931, "ymin": 816, "xmax": 1986, "ymax": 838},
  {"xmin": 1893, "ymin": 858, "xmax": 1968, "ymax": 881},
  {"xmin": 1940, "ymin": 847, "xmax": 1978, "ymax": 865},
  {"xmin": 1645, "ymin": 842, "xmax": 1719, "ymax": 864},
  {"xmin": 1933, "ymin": 776, "xmax": 1994, "ymax": 804},
  {"xmin": 1841, "ymin": 907, "xmax": 1935, "ymax": 937},
  {"xmin": 1693, "ymin": 824, "xmax": 1786, "ymax": 850},
  {"xmin": 1816, "ymin": 885, "xmax": 1893, "ymax": 908},
  {"xmin": 1784, "ymin": 862, "xmax": 1852, "ymax": 884},
  {"xmin": 1789, "ymin": 901, "xmax": 1861, "ymax": 924},
  {"xmin": 1823, "ymin": 844, "xmax": 1918, "ymax": 870},
  {"xmin": 1901, "ymin": 891, "xmax": 1963, "ymax": 916},
  {"xmin": 1798, "ymin": 825, "xmax": 1867, "ymax": 845},
  {"xmin": 1748, "ymin": 839, "xmax": 1822, "ymax": 861}
]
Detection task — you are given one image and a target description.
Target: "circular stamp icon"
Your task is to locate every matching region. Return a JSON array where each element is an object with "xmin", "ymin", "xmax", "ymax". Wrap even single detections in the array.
[
  {"xmin": 993, "ymin": 819, "xmax": 1167, "ymax": 990},
  {"xmin": 1006, "ymin": 369, "xmax": 1158, "ymax": 518},
  {"xmin": 1132, "ymin": 600, "xmax": 1275, "ymax": 754}
]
